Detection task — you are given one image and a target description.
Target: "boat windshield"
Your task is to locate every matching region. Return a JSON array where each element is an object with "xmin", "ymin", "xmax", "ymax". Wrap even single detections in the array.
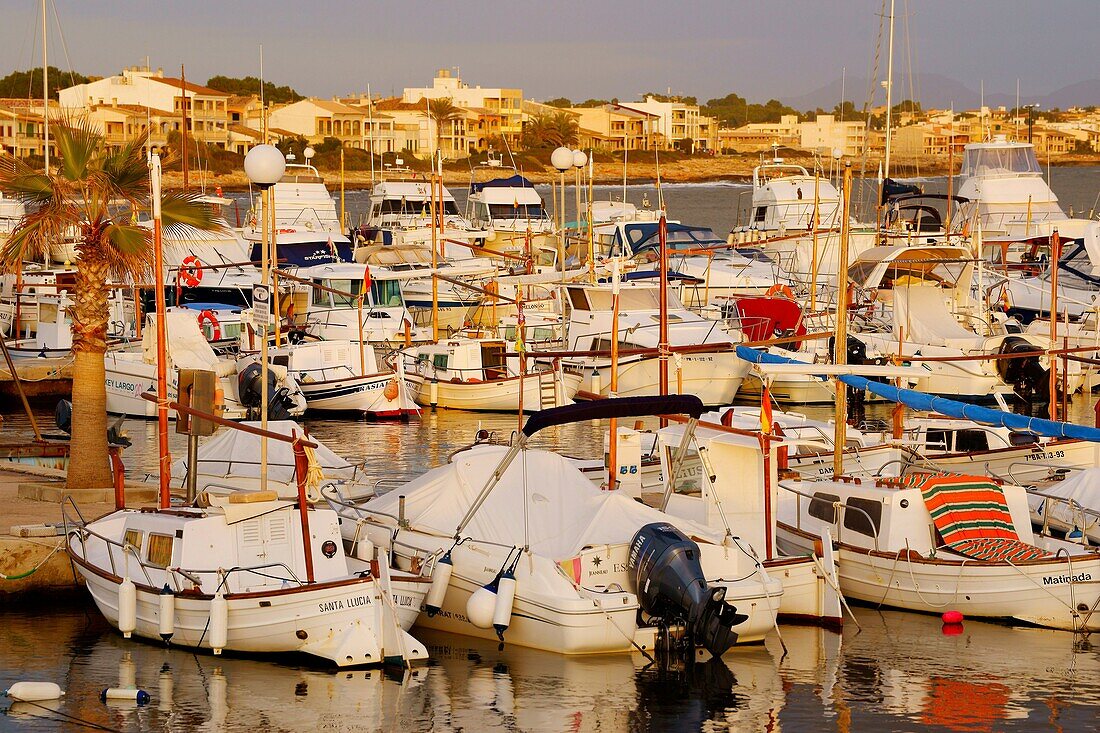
[
  {"xmin": 377, "ymin": 198, "xmax": 459, "ymax": 216},
  {"xmin": 488, "ymin": 203, "xmax": 547, "ymax": 220},
  {"xmin": 961, "ymin": 146, "xmax": 1042, "ymax": 178}
]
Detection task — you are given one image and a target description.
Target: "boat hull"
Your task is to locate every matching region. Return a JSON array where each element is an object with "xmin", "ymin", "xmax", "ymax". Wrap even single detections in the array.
[{"xmin": 409, "ymin": 371, "xmax": 583, "ymax": 412}]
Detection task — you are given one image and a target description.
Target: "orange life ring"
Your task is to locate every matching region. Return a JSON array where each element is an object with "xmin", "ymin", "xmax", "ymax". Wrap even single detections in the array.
[
  {"xmin": 766, "ymin": 284, "xmax": 795, "ymax": 300},
  {"xmin": 197, "ymin": 309, "xmax": 221, "ymax": 340},
  {"xmin": 180, "ymin": 256, "xmax": 203, "ymax": 287}
]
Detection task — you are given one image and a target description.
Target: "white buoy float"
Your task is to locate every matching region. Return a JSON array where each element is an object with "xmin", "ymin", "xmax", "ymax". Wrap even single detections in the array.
[
  {"xmin": 4, "ymin": 682, "xmax": 64, "ymax": 701},
  {"xmin": 466, "ymin": 579, "xmax": 498, "ymax": 629},
  {"xmin": 492, "ymin": 567, "xmax": 517, "ymax": 641},
  {"xmin": 424, "ymin": 550, "xmax": 453, "ymax": 617},
  {"xmin": 158, "ymin": 585, "xmax": 175, "ymax": 642},
  {"xmin": 209, "ymin": 590, "xmax": 228, "ymax": 654},
  {"xmin": 101, "ymin": 688, "xmax": 150, "ymax": 705},
  {"xmin": 354, "ymin": 537, "xmax": 374, "ymax": 562},
  {"xmin": 118, "ymin": 576, "xmax": 137, "ymax": 639}
]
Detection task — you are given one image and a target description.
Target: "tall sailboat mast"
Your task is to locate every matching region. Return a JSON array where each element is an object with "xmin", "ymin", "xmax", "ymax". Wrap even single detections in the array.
[
  {"xmin": 883, "ymin": 0, "xmax": 896, "ymax": 180},
  {"xmin": 41, "ymin": 0, "xmax": 49, "ymax": 171}
]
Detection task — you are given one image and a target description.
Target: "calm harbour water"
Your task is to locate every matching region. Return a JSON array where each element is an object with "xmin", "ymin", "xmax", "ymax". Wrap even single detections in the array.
[{"xmin": 4, "ymin": 170, "xmax": 1100, "ymax": 731}]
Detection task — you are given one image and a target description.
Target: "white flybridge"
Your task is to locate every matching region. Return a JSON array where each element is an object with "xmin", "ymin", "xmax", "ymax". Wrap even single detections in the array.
[
  {"xmin": 354, "ymin": 175, "xmax": 486, "ymax": 258},
  {"xmin": 560, "ymin": 281, "xmax": 750, "ymax": 405},
  {"xmin": 776, "ymin": 471, "xmax": 1100, "ymax": 632},
  {"xmin": 242, "ymin": 156, "xmax": 353, "ymax": 267},
  {"xmin": 326, "ymin": 396, "xmax": 782, "ymax": 656},
  {"xmin": 465, "ymin": 163, "xmax": 555, "ymax": 258}
]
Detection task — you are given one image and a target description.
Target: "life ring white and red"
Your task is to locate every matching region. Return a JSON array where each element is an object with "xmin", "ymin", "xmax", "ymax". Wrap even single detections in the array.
[
  {"xmin": 197, "ymin": 309, "xmax": 221, "ymax": 340},
  {"xmin": 766, "ymin": 283, "xmax": 795, "ymax": 300},
  {"xmin": 180, "ymin": 256, "xmax": 204, "ymax": 288}
]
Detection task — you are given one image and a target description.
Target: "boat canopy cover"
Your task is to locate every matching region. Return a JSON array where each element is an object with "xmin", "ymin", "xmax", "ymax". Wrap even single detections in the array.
[
  {"xmin": 881, "ymin": 178, "xmax": 922, "ymax": 203},
  {"xmin": 364, "ymin": 444, "xmax": 720, "ymax": 558},
  {"xmin": 469, "ymin": 174, "xmax": 536, "ymax": 193},
  {"xmin": 522, "ymin": 395, "xmax": 705, "ymax": 437},
  {"xmin": 171, "ymin": 420, "xmax": 357, "ymax": 484},
  {"xmin": 1026, "ymin": 468, "xmax": 1100, "ymax": 515},
  {"xmin": 737, "ymin": 345, "xmax": 1100, "ymax": 442}
]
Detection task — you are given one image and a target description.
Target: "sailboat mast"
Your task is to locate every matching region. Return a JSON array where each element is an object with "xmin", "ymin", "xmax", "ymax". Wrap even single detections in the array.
[
  {"xmin": 150, "ymin": 153, "xmax": 171, "ymax": 507},
  {"xmin": 181, "ymin": 65, "xmax": 189, "ymax": 190},
  {"xmin": 883, "ymin": 0, "xmax": 896, "ymax": 180},
  {"xmin": 41, "ymin": 0, "xmax": 49, "ymax": 172}
]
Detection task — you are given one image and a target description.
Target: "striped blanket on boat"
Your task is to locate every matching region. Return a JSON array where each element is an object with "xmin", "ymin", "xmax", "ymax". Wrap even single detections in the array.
[{"xmin": 900, "ymin": 473, "xmax": 1051, "ymax": 562}]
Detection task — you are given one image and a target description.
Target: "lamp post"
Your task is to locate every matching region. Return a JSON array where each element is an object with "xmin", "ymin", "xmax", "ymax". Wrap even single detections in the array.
[
  {"xmin": 551, "ymin": 146, "xmax": 573, "ymax": 274},
  {"xmin": 572, "ymin": 149, "xmax": 587, "ymax": 237},
  {"xmin": 243, "ymin": 144, "xmax": 286, "ymax": 494}
]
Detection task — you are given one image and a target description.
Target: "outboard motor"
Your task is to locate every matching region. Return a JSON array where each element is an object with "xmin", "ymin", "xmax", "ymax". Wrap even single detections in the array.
[
  {"xmin": 629, "ymin": 523, "xmax": 748, "ymax": 657},
  {"xmin": 997, "ymin": 336, "xmax": 1049, "ymax": 403},
  {"xmin": 237, "ymin": 361, "xmax": 295, "ymax": 420}
]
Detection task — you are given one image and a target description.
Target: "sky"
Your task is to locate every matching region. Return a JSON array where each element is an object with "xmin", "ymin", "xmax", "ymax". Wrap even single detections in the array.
[{"xmin": 2, "ymin": 0, "xmax": 1095, "ymax": 106}]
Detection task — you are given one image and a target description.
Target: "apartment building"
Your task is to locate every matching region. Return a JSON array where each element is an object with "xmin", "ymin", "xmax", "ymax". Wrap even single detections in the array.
[
  {"xmin": 798, "ymin": 114, "xmax": 866, "ymax": 157},
  {"xmin": 59, "ymin": 66, "xmax": 230, "ymax": 148},
  {"xmin": 626, "ymin": 96, "xmax": 713, "ymax": 151},
  {"xmin": 403, "ymin": 69, "xmax": 523, "ymax": 146},
  {"xmin": 567, "ymin": 103, "xmax": 655, "ymax": 151}
]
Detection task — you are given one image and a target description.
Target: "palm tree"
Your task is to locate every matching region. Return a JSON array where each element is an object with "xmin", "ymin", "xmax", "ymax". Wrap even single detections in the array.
[
  {"xmin": 522, "ymin": 111, "xmax": 579, "ymax": 149},
  {"xmin": 0, "ymin": 119, "xmax": 223, "ymax": 490},
  {"xmin": 426, "ymin": 97, "xmax": 462, "ymax": 157}
]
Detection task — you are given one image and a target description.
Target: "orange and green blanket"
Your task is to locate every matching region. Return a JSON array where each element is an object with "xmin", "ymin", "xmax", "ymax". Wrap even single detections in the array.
[{"xmin": 900, "ymin": 473, "xmax": 1051, "ymax": 562}]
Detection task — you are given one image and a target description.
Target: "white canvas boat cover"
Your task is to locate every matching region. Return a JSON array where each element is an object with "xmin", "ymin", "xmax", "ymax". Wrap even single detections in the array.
[
  {"xmin": 141, "ymin": 309, "xmax": 230, "ymax": 374},
  {"xmin": 365, "ymin": 444, "xmax": 721, "ymax": 560},
  {"xmin": 1028, "ymin": 468, "xmax": 1100, "ymax": 518},
  {"xmin": 172, "ymin": 420, "xmax": 358, "ymax": 484},
  {"xmin": 892, "ymin": 284, "xmax": 983, "ymax": 350}
]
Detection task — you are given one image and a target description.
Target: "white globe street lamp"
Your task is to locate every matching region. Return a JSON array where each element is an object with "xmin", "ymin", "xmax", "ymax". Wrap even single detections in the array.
[
  {"xmin": 243, "ymin": 143, "xmax": 286, "ymax": 492},
  {"xmin": 550, "ymin": 146, "xmax": 573, "ymax": 172}
]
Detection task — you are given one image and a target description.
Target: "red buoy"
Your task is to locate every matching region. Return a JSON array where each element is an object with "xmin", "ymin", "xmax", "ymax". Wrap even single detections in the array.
[{"xmin": 942, "ymin": 610, "xmax": 964, "ymax": 624}]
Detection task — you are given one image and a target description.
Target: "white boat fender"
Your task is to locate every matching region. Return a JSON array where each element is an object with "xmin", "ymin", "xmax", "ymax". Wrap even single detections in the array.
[
  {"xmin": 492, "ymin": 567, "xmax": 517, "ymax": 641},
  {"xmin": 158, "ymin": 585, "xmax": 176, "ymax": 643},
  {"xmin": 466, "ymin": 578, "xmax": 499, "ymax": 629},
  {"xmin": 354, "ymin": 537, "xmax": 375, "ymax": 562},
  {"xmin": 101, "ymin": 688, "xmax": 150, "ymax": 705},
  {"xmin": 4, "ymin": 682, "xmax": 64, "ymax": 701},
  {"xmin": 118, "ymin": 576, "xmax": 137, "ymax": 639},
  {"xmin": 424, "ymin": 550, "xmax": 453, "ymax": 617},
  {"xmin": 209, "ymin": 590, "xmax": 229, "ymax": 654}
]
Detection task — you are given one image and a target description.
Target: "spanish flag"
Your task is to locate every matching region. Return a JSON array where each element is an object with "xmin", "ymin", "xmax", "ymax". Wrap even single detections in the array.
[{"xmin": 760, "ymin": 384, "xmax": 773, "ymax": 434}]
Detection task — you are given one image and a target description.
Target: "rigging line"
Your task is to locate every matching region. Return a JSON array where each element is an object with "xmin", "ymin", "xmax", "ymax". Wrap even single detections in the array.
[
  {"xmin": 24, "ymin": 3, "xmax": 41, "ymax": 101},
  {"xmin": 903, "ymin": 0, "xmax": 918, "ymax": 178},
  {"xmin": 856, "ymin": 0, "xmax": 889, "ymax": 215},
  {"xmin": 49, "ymin": 0, "xmax": 78, "ymax": 90}
]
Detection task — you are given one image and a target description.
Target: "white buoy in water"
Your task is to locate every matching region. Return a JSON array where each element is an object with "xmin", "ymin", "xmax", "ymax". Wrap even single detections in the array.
[
  {"xmin": 209, "ymin": 591, "xmax": 228, "ymax": 654},
  {"xmin": 424, "ymin": 550, "xmax": 453, "ymax": 617},
  {"xmin": 466, "ymin": 580, "xmax": 498, "ymax": 629},
  {"xmin": 101, "ymin": 688, "xmax": 150, "ymax": 705},
  {"xmin": 4, "ymin": 682, "xmax": 64, "ymax": 701},
  {"xmin": 118, "ymin": 577, "xmax": 137, "ymax": 638},
  {"xmin": 158, "ymin": 585, "xmax": 176, "ymax": 642},
  {"xmin": 493, "ymin": 568, "xmax": 517, "ymax": 641}
]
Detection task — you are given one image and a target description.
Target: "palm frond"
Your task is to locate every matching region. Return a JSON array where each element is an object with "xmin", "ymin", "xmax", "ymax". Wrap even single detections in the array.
[
  {"xmin": 54, "ymin": 116, "xmax": 104, "ymax": 183},
  {"xmin": 160, "ymin": 190, "xmax": 226, "ymax": 238},
  {"xmin": 0, "ymin": 154, "xmax": 57, "ymax": 206},
  {"xmin": 100, "ymin": 131, "xmax": 151, "ymax": 203},
  {"xmin": 100, "ymin": 222, "xmax": 153, "ymax": 281},
  {"xmin": 0, "ymin": 203, "xmax": 71, "ymax": 271}
]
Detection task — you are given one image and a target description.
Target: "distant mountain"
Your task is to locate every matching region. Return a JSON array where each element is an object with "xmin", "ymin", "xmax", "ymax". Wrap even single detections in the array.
[{"xmin": 785, "ymin": 75, "xmax": 1100, "ymax": 112}]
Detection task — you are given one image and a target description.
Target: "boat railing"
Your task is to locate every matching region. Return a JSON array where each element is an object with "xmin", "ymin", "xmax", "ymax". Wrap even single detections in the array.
[
  {"xmin": 779, "ymin": 481, "xmax": 882, "ymax": 552},
  {"xmin": 1027, "ymin": 486, "xmax": 1100, "ymax": 539}
]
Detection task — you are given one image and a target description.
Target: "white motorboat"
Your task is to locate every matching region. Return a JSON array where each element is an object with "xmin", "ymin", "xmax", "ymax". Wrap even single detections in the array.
[
  {"xmin": 271, "ymin": 338, "xmax": 418, "ymax": 417},
  {"xmin": 847, "ymin": 245, "xmax": 1083, "ymax": 400},
  {"xmin": 777, "ymin": 471, "xmax": 1100, "ymax": 632},
  {"xmin": 1028, "ymin": 468, "xmax": 1100, "ymax": 545},
  {"xmin": 289, "ymin": 262, "xmax": 424, "ymax": 344},
  {"xmin": 560, "ymin": 280, "xmax": 750, "ymax": 406},
  {"xmin": 66, "ymin": 473, "xmax": 429, "ymax": 666},
  {"xmin": 403, "ymin": 336, "xmax": 582, "ymax": 412},
  {"xmin": 104, "ymin": 309, "xmax": 307, "ymax": 420},
  {"xmin": 242, "ymin": 157, "xmax": 352, "ymax": 267},
  {"xmin": 354, "ymin": 176, "xmax": 486, "ymax": 257},
  {"xmin": 465, "ymin": 166, "xmax": 554, "ymax": 257},
  {"xmin": 327, "ymin": 396, "xmax": 783, "ymax": 656}
]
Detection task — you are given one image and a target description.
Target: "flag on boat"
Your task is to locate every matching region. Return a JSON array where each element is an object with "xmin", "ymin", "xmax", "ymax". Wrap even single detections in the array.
[
  {"xmin": 558, "ymin": 557, "xmax": 582, "ymax": 585},
  {"xmin": 760, "ymin": 383, "xmax": 773, "ymax": 434}
]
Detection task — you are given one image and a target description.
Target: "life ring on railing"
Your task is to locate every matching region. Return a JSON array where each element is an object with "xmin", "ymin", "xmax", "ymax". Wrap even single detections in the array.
[
  {"xmin": 197, "ymin": 310, "xmax": 221, "ymax": 340},
  {"xmin": 765, "ymin": 284, "xmax": 794, "ymax": 300},
  {"xmin": 180, "ymin": 256, "xmax": 203, "ymax": 287}
]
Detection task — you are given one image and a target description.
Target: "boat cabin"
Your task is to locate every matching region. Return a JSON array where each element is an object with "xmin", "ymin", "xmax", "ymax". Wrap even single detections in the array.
[
  {"xmin": 410, "ymin": 339, "xmax": 514, "ymax": 382},
  {"xmin": 740, "ymin": 160, "xmax": 842, "ymax": 234}
]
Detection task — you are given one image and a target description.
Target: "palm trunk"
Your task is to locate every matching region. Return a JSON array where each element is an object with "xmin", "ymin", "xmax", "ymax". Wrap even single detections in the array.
[{"xmin": 66, "ymin": 246, "xmax": 113, "ymax": 490}]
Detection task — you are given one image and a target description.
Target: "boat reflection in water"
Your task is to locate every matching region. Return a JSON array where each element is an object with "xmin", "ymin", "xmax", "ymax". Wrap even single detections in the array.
[{"xmin": 3, "ymin": 593, "xmax": 1100, "ymax": 730}]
